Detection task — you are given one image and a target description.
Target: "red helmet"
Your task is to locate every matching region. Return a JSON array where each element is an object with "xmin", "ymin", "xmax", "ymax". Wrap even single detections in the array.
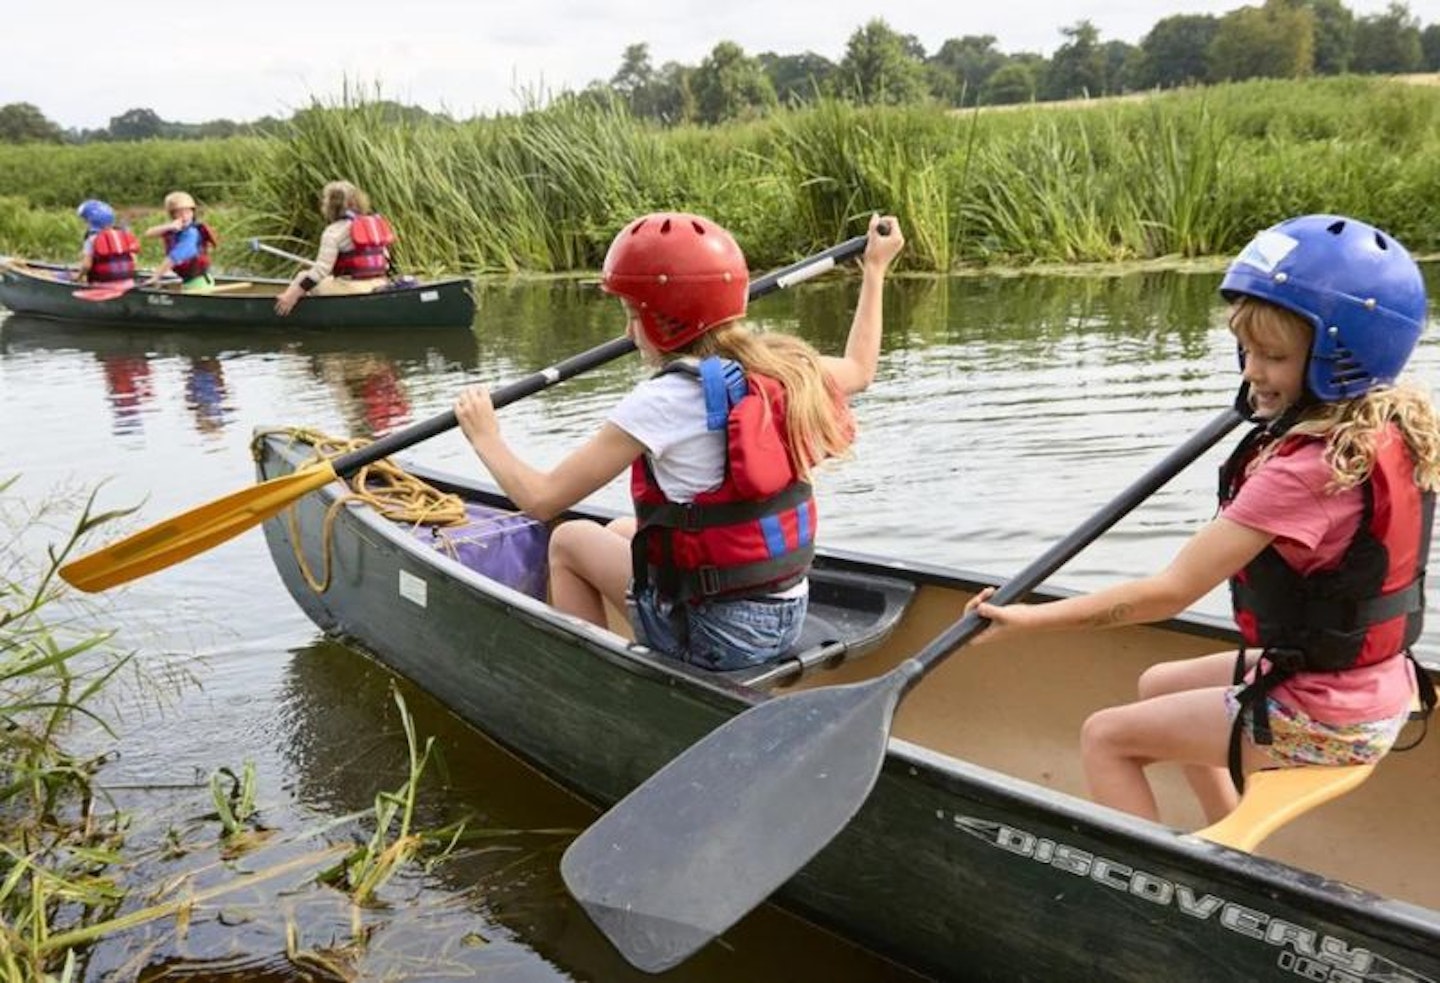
[{"xmin": 601, "ymin": 212, "xmax": 748, "ymax": 351}]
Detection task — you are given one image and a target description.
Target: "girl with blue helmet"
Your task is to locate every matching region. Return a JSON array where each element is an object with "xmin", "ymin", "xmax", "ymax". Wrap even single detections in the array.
[
  {"xmin": 966, "ymin": 214, "xmax": 1438, "ymax": 825},
  {"xmin": 75, "ymin": 199, "xmax": 140, "ymax": 283}
]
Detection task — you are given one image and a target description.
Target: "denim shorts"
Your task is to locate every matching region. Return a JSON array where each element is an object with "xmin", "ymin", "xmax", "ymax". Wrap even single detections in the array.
[{"xmin": 628, "ymin": 584, "xmax": 807, "ymax": 671}]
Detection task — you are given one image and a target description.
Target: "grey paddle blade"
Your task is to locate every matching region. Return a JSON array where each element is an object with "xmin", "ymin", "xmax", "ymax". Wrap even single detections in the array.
[{"xmin": 561, "ymin": 665, "xmax": 916, "ymax": 973}]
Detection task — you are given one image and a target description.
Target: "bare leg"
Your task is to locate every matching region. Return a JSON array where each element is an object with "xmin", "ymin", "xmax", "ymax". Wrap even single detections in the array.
[
  {"xmin": 1136, "ymin": 651, "xmax": 1250, "ymax": 821},
  {"xmin": 547, "ymin": 518, "xmax": 633, "ymax": 627},
  {"xmin": 1082, "ymin": 661, "xmax": 1271, "ymax": 823}
]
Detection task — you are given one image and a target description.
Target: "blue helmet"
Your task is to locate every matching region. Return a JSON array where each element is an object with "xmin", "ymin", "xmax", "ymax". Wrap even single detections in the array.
[
  {"xmin": 76, "ymin": 199, "xmax": 115, "ymax": 231},
  {"xmin": 1220, "ymin": 214, "xmax": 1428, "ymax": 402}
]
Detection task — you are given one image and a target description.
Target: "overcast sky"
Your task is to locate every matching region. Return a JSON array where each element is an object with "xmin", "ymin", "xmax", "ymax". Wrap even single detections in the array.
[{"xmin": 8, "ymin": 0, "xmax": 1437, "ymax": 129}]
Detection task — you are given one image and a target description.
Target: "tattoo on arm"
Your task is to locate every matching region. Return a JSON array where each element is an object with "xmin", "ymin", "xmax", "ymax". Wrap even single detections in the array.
[{"xmin": 1085, "ymin": 602, "xmax": 1134, "ymax": 629}]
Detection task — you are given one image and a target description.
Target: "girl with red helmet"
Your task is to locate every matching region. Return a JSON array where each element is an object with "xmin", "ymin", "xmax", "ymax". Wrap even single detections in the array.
[
  {"xmin": 456, "ymin": 212, "xmax": 904, "ymax": 671},
  {"xmin": 966, "ymin": 214, "xmax": 1440, "ymax": 825}
]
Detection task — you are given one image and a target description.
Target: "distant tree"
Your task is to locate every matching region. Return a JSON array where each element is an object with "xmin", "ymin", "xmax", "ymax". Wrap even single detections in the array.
[
  {"xmin": 611, "ymin": 43, "xmax": 663, "ymax": 120},
  {"xmin": 1133, "ymin": 14, "xmax": 1220, "ymax": 88},
  {"xmin": 108, "ymin": 107, "xmax": 164, "ymax": 141},
  {"xmin": 1208, "ymin": 1, "xmax": 1315, "ymax": 82},
  {"xmin": 927, "ymin": 35, "xmax": 1006, "ymax": 107},
  {"xmin": 691, "ymin": 41, "xmax": 777, "ymax": 124},
  {"xmin": 981, "ymin": 61, "xmax": 1039, "ymax": 105},
  {"xmin": 758, "ymin": 51, "xmax": 837, "ymax": 105},
  {"xmin": 1352, "ymin": 2, "xmax": 1423, "ymax": 73},
  {"xmin": 1045, "ymin": 21, "xmax": 1108, "ymax": 99},
  {"xmin": 1101, "ymin": 39, "xmax": 1138, "ymax": 93},
  {"xmin": 1423, "ymin": 23, "xmax": 1440, "ymax": 70},
  {"xmin": 0, "ymin": 102, "xmax": 63, "ymax": 143},
  {"xmin": 650, "ymin": 61, "xmax": 697, "ymax": 125},
  {"xmin": 1303, "ymin": 0, "xmax": 1356, "ymax": 73},
  {"xmin": 836, "ymin": 19, "xmax": 931, "ymax": 105}
]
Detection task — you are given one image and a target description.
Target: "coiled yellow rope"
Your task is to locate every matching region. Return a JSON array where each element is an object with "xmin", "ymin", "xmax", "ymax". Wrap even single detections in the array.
[{"xmin": 253, "ymin": 427, "xmax": 470, "ymax": 594}]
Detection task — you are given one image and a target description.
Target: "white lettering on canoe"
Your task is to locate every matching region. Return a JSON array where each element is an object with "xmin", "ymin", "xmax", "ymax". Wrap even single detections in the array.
[
  {"xmin": 420, "ymin": 290, "xmax": 439, "ymax": 302},
  {"xmin": 952, "ymin": 817, "xmax": 1433, "ymax": 983}
]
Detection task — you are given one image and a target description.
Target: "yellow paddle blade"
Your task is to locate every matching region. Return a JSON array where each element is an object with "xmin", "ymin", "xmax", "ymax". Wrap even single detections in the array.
[{"xmin": 60, "ymin": 461, "xmax": 340, "ymax": 593}]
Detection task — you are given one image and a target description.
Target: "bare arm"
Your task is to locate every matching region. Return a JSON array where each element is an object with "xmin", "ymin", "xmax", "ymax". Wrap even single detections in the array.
[
  {"xmin": 968, "ymin": 516, "xmax": 1275, "ymax": 643},
  {"xmin": 455, "ymin": 386, "xmax": 644, "ymax": 520},
  {"xmin": 820, "ymin": 213, "xmax": 905, "ymax": 396}
]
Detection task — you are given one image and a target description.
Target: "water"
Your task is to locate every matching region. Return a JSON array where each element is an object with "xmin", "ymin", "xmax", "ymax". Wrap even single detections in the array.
[{"xmin": 3, "ymin": 267, "xmax": 1438, "ymax": 980}]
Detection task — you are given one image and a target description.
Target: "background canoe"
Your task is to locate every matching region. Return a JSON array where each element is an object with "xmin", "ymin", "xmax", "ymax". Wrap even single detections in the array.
[{"xmin": 0, "ymin": 259, "xmax": 475, "ymax": 329}]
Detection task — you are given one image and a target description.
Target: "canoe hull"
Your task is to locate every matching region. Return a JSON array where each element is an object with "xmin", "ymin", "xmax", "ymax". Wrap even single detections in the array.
[
  {"xmin": 255, "ymin": 431, "xmax": 1440, "ymax": 982},
  {"xmin": 0, "ymin": 261, "xmax": 475, "ymax": 328}
]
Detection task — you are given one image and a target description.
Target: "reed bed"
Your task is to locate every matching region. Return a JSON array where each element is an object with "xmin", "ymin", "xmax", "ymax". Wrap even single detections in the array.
[{"xmin": 4, "ymin": 76, "xmax": 1439, "ymax": 273}]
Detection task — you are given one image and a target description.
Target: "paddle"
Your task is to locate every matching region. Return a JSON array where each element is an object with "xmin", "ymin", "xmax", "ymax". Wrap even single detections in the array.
[
  {"xmin": 560, "ymin": 405, "xmax": 1245, "ymax": 973},
  {"xmin": 59, "ymin": 230, "xmax": 881, "ymax": 593},
  {"xmin": 73, "ymin": 280, "xmax": 137, "ymax": 302},
  {"xmin": 248, "ymin": 238, "xmax": 313, "ymax": 266}
]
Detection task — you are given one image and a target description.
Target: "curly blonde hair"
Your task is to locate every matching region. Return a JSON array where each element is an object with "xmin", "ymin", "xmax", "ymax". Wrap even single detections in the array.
[
  {"xmin": 678, "ymin": 323, "xmax": 855, "ymax": 480},
  {"xmin": 320, "ymin": 181, "xmax": 370, "ymax": 223},
  {"xmin": 1230, "ymin": 296, "xmax": 1440, "ymax": 492}
]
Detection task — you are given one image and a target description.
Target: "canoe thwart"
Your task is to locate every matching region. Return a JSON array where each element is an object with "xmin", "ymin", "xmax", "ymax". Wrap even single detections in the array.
[
  {"xmin": 713, "ymin": 567, "xmax": 918, "ymax": 687},
  {"xmin": 1195, "ymin": 764, "xmax": 1375, "ymax": 852}
]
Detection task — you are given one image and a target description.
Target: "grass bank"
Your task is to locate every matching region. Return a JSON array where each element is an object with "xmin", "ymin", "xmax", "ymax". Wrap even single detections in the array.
[{"xmin": 2, "ymin": 75, "xmax": 1438, "ymax": 275}]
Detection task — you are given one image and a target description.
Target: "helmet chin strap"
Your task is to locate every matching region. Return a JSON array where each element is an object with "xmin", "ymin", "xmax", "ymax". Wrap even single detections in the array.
[{"xmin": 1232, "ymin": 381, "xmax": 1311, "ymax": 438}]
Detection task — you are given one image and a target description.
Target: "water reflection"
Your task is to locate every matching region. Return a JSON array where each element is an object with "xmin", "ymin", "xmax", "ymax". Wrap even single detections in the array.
[
  {"xmin": 313, "ymin": 352, "xmax": 411, "ymax": 437},
  {"xmin": 183, "ymin": 355, "xmax": 231, "ymax": 436},
  {"xmin": 98, "ymin": 352, "xmax": 155, "ymax": 434}
]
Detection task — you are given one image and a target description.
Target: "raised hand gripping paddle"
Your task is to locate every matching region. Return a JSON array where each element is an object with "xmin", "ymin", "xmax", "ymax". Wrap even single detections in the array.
[
  {"xmin": 60, "ymin": 229, "xmax": 883, "ymax": 593},
  {"xmin": 561, "ymin": 406, "xmax": 1245, "ymax": 973}
]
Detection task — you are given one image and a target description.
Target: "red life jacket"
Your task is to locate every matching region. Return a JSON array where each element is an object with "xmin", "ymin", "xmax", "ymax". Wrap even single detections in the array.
[
  {"xmin": 1219, "ymin": 423, "xmax": 1435, "ymax": 786},
  {"xmin": 87, "ymin": 228, "xmax": 140, "ymax": 283},
  {"xmin": 333, "ymin": 214, "xmax": 395, "ymax": 279},
  {"xmin": 162, "ymin": 222, "xmax": 217, "ymax": 281},
  {"xmin": 630, "ymin": 358, "xmax": 817, "ymax": 603}
]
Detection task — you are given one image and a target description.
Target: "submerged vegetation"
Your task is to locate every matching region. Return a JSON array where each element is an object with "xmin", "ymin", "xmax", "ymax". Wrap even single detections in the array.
[
  {"xmin": 0, "ymin": 480, "xmax": 539, "ymax": 978},
  {"xmin": 2, "ymin": 75, "xmax": 1439, "ymax": 275}
]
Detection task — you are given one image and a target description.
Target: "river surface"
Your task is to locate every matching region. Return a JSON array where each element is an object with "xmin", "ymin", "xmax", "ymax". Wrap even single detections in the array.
[{"xmin": 3, "ymin": 266, "xmax": 1438, "ymax": 981}]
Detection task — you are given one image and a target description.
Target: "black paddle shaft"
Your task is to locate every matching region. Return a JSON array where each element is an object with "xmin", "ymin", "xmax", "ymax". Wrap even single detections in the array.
[
  {"xmin": 904, "ymin": 405, "xmax": 1244, "ymax": 680},
  {"xmin": 329, "ymin": 228, "xmax": 883, "ymax": 478}
]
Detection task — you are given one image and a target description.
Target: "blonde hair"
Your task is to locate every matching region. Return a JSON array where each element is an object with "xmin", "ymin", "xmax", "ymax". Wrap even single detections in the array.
[
  {"xmin": 320, "ymin": 181, "xmax": 370, "ymax": 222},
  {"xmin": 683, "ymin": 323, "xmax": 854, "ymax": 480},
  {"xmin": 1229, "ymin": 296, "xmax": 1440, "ymax": 492}
]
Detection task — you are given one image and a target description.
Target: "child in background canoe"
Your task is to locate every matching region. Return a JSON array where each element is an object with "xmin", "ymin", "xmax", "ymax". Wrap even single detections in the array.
[
  {"xmin": 141, "ymin": 191, "xmax": 217, "ymax": 292},
  {"xmin": 75, "ymin": 199, "xmax": 139, "ymax": 284},
  {"xmin": 966, "ymin": 214, "xmax": 1439, "ymax": 824},
  {"xmin": 273, "ymin": 180, "xmax": 397, "ymax": 316},
  {"xmin": 454, "ymin": 212, "xmax": 904, "ymax": 671}
]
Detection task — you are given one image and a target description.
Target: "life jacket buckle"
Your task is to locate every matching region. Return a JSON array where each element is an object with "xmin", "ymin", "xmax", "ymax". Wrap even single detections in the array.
[
  {"xmin": 698, "ymin": 566, "xmax": 722, "ymax": 596},
  {"xmin": 1264, "ymin": 646, "xmax": 1307, "ymax": 673},
  {"xmin": 680, "ymin": 504, "xmax": 703, "ymax": 532}
]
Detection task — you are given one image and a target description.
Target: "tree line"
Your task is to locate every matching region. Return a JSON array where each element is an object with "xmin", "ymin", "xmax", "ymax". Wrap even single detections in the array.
[{"xmin": 1, "ymin": 0, "xmax": 1436, "ymax": 143}]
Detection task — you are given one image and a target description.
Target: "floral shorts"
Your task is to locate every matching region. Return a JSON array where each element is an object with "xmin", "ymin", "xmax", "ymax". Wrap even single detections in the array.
[{"xmin": 1224, "ymin": 686, "xmax": 1412, "ymax": 767}]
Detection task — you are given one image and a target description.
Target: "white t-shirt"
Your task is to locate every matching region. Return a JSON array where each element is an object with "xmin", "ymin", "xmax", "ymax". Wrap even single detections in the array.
[{"xmin": 609, "ymin": 370, "xmax": 725, "ymax": 503}]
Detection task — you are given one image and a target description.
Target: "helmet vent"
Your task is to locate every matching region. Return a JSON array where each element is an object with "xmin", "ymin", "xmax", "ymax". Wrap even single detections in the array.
[
  {"xmin": 660, "ymin": 218, "xmax": 672, "ymax": 234},
  {"xmin": 1326, "ymin": 220, "xmax": 1346, "ymax": 236},
  {"xmin": 1374, "ymin": 232, "xmax": 1389, "ymax": 251}
]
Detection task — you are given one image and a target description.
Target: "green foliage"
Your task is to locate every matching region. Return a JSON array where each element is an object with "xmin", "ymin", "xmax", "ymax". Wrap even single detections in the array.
[
  {"xmin": 3, "ymin": 76, "xmax": 1440, "ymax": 272},
  {"xmin": 1208, "ymin": 0, "xmax": 1317, "ymax": 82},
  {"xmin": 0, "ymin": 103, "xmax": 63, "ymax": 144},
  {"xmin": 837, "ymin": 19, "xmax": 932, "ymax": 106},
  {"xmin": 0, "ymin": 137, "xmax": 262, "ymax": 208}
]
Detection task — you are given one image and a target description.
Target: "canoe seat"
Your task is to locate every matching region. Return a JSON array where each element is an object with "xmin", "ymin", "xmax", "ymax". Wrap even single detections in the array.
[
  {"xmin": 1194, "ymin": 764, "xmax": 1375, "ymax": 852},
  {"xmin": 712, "ymin": 567, "xmax": 917, "ymax": 688}
]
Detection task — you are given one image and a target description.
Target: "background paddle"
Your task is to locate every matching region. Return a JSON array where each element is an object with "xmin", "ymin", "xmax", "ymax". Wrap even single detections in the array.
[
  {"xmin": 60, "ymin": 229, "xmax": 882, "ymax": 593},
  {"xmin": 249, "ymin": 238, "xmax": 312, "ymax": 266},
  {"xmin": 560, "ymin": 405, "xmax": 1245, "ymax": 973},
  {"xmin": 73, "ymin": 280, "xmax": 137, "ymax": 302}
]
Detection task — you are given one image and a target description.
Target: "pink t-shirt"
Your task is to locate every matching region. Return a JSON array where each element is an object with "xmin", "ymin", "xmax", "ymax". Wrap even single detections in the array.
[{"xmin": 1222, "ymin": 440, "xmax": 1416, "ymax": 723}]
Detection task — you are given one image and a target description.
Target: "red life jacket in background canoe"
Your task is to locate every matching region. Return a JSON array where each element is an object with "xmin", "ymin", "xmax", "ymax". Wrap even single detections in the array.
[
  {"xmin": 162, "ymin": 222, "xmax": 217, "ymax": 281},
  {"xmin": 1219, "ymin": 423, "xmax": 1435, "ymax": 787},
  {"xmin": 630, "ymin": 357, "xmax": 817, "ymax": 603},
  {"xmin": 87, "ymin": 228, "xmax": 140, "ymax": 282},
  {"xmin": 333, "ymin": 213, "xmax": 395, "ymax": 279}
]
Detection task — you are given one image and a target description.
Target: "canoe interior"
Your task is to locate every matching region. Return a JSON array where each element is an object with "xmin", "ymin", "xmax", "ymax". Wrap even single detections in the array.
[
  {"xmin": 391, "ymin": 471, "xmax": 1440, "ymax": 917},
  {"xmin": 6, "ymin": 259, "xmax": 293, "ymax": 297}
]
